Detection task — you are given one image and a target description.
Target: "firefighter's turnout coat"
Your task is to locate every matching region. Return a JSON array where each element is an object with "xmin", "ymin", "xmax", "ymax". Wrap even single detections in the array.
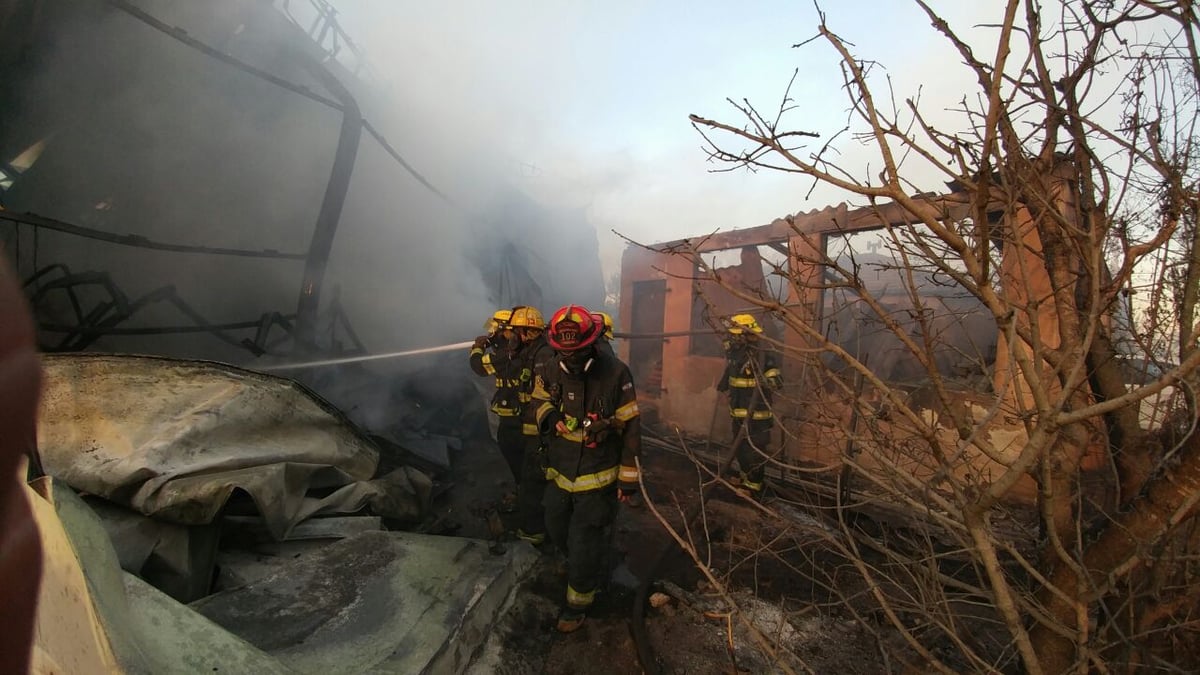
[
  {"xmin": 469, "ymin": 337, "xmax": 546, "ymax": 486},
  {"xmin": 470, "ymin": 342, "xmax": 526, "ymax": 420},
  {"xmin": 470, "ymin": 339, "xmax": 545, "ymax": 435},
  {"xmin": 531, "ymin": 349, "xmax": 641, "ymax": 495},
  {"xmin": 720, "ymin": 339, "xmax": 781, "ymax": 423}
]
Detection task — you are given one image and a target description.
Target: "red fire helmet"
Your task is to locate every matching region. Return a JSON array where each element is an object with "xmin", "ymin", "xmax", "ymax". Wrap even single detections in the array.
[{"xmin": 546, "ymin": 305, "xmax": 600, "ymax": 351}]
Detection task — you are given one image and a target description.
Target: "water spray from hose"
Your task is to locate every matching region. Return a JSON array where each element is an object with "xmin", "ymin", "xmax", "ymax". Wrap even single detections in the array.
[{"xmin": 258, "ymin": 340, "xmax": 474, "ymax": 371}]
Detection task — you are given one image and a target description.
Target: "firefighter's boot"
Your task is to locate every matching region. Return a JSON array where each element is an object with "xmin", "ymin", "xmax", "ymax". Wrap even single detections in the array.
[{"xmin": 556, "ymin": 608, "xmax": 586, "ymax": 633}]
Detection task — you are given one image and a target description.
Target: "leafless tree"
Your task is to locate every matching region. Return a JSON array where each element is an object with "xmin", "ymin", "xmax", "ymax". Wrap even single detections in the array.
[{"xmin": 657, "ymin": 1, "xmax": 1200, "ymax": 672}]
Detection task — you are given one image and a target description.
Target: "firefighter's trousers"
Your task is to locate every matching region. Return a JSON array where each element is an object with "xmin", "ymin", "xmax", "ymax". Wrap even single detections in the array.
[
  {"xmin": 543, "ymin": 482, "xmax": 618, "ymax": 611},
  {"xmin": 517, "ymin": 435, "xmax": 547, "ymax": 538},
  {"xmin": 732, "ymin": 417, "xmax": 773, "ymax": 489},
  {"xmin": 496, "ymin": 418, "xmax": 525, "ymax": 485}
]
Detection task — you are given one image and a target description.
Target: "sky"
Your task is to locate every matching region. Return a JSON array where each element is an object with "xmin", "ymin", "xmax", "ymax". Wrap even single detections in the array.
[{"xmin": 330, "ymin": 1, "xmax": 1003, "ymax": 279}]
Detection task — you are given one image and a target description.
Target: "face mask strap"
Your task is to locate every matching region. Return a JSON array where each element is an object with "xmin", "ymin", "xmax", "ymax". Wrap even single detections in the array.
[{"xmin": 558, "ymin": 351, "xmax": 595, "ymax": 375}]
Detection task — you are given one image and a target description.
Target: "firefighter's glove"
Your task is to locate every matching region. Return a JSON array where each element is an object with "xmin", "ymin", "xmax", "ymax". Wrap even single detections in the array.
[
  {"xmin": 582, "ymin": 416, "xmax": 610, "ymax": 442},
  {"xmin": 766, "ymin": 375, "xmax": 782, "ymax": 390},
  {"xmin": 472, "ymin": 335, "xmax": 490, "ymax": 351}
]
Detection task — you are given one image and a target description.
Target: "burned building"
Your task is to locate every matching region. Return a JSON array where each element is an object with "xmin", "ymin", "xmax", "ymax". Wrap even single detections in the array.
[{"xmin": 617, "ymin": 188, "xmax": 1167, "ymax": 504}]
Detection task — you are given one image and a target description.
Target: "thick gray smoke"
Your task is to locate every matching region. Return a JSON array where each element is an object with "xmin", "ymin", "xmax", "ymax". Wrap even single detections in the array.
[{"xmin": 0, "ymin": 0, "xmax": 605, "ymax": 370}]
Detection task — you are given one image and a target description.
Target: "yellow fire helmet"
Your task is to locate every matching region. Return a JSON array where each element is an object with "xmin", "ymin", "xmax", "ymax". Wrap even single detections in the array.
[
  {"xmin": 593, "ymin": 311, "xmax": 615, "ymax": 339},
  {"xmin": 727, "ymin": 313, "xmax": 763, "ymax": 334},
  {"xmin": 484, "ymin": 309, "xmax": 513, "ymax": 334},
  {"xmin": 508, "ymin": 305, "xmax": 545, "ymax": 330}
]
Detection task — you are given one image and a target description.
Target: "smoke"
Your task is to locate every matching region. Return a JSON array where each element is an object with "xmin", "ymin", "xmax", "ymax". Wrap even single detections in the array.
[
  {"xmin": 1, "ymin": 0, "xmax": 616, "ymax": 367},
  {"xmin": 0, "ymin": 0, "xmax": 625, "ymax": 447},
  {"xmin": 328, "ymin": 1, "xmax": 1011, "ymax": 281},
  {"xmin": 0, "ymin": 0, "xmax": 1006, "ymax": 395}
]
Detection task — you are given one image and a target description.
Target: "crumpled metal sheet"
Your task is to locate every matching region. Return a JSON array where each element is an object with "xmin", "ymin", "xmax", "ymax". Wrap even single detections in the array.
[
  {"xmin": 38, "ymin": 353, "xmax": 427, "ymax": 540},
  {"xmin": 29, "ymin": 476, "xmax": 289, "ymax": 674}
]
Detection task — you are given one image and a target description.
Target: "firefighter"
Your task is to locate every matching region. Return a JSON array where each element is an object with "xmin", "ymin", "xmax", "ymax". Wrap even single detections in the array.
[
  {"xmin": 506, "ymin": 305, "xmax": 554, "ymax": 545},
  {"xmin": 716, "ymin": 313, "xmax": 781, "ymax": 498},
  {"xmin": 591, "ymin": 311, "xmax": 616, "ymax": 357},
  {"xmin": 531, "ymin": 305, "xmax": 641, "ymax": 633},
  {"xmin": 469, "ymin": 308, "xmax": 526, "ymax": 492}
]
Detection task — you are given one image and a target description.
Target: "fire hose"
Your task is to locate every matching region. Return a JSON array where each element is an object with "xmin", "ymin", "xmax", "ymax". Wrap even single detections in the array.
[
  {"xmin": 256, "ymin": 329, "xmax": 721, "ymax": 371},
  {"xmin": 257, "ymin": 341, "xmax": 476, "ymax": 371}
]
